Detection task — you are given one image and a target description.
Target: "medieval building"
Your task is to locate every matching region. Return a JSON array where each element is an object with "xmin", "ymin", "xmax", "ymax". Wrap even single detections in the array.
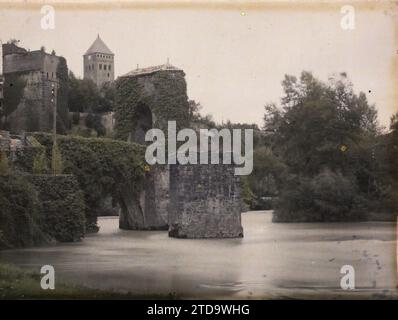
[
  {"xmin": 1, "ymin": 42, "xmax": 69, "ymax": 134},
  {"xmin": 83, "ymin": 35, "xmax": 114, "ymax": 88}
]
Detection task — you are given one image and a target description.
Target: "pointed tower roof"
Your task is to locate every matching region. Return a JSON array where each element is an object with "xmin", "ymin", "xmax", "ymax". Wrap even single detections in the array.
[{"xmin": 84, "ymin": 34, "xmax": 114, "ymax": 55}]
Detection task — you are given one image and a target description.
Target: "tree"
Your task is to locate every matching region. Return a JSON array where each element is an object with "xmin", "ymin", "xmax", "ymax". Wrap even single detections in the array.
[
  {"xmin": 51, "ymin": 143, "xmax": 63, "ymax": 175},
  {"xmin": 67, "ymin": 72, "xmax": 115, "ymax": 113},
  {"xmin": 32, "ymin": 151, "xmax": 48, "ymax": 174},
  {"xmin": 0, "ymin": 151, "xmax": 10, "ymax": 175},
  {"xmin": 262, "ymin": 71, "xmax": 391, "ymax": 221},
  {"xmin": 264, "ymin": 71, "xmax": 379, "ymax": 177}
]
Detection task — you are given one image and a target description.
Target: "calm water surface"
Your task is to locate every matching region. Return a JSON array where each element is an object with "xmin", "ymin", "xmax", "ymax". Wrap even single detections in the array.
[{"xmin": 1, "ymin": 211, "xmax": 397, "ymax": 298}]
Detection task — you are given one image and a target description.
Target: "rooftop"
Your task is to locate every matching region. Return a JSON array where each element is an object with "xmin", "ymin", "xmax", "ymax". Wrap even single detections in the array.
[
  {"xmin": 121, "ymin": 63, "xmax": 182, "ymax": 77},
  {"xmin": 84, "ymin": 35, "xmax": 114, "ymax": 55}
]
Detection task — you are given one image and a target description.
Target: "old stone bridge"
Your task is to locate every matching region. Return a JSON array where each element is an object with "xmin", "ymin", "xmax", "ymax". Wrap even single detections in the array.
[{"xmin": 114, "ymin": 63, "xmax": 243, "ymax": 238}]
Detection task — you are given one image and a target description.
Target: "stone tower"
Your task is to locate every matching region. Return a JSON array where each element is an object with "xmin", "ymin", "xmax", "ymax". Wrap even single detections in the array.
[
  {"xmin": 1, "ymin": 43, "xmax": 69, "ymax": 134},
  {"xmin": 83, "ymin": 35, "xmax": 114, "ymax": 88}
]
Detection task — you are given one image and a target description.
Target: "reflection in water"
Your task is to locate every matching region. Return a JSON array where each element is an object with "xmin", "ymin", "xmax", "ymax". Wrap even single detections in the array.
[{"xmin": 0, "ymin": 211, "xmax": 396, "ymax": 298}]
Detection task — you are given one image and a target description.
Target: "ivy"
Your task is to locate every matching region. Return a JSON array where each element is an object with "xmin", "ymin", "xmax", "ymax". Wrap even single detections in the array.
[
  {"xmin": 32, "ymin": 133, "xmax": 145, "ymax": 232},
  {"xmin": 0, "ymin": 174, "xmax": 47, "ymax": 248},
  {"xmin": 114, "ymin": 71, "xmax": 190, "ymax": 141},
  {"xmin": 28, "ymin": 175, "xmax": 86, "ymax": 242}
]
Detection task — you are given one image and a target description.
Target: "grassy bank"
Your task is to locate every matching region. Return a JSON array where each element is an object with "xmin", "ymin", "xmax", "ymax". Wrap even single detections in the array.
[{"xmin": 0, "ymin": 263, "xmax": 178, "ymax": 299}]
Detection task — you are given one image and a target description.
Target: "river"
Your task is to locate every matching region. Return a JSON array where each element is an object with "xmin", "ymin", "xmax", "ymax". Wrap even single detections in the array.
[{"xmin": 0, "ymin": 211, "xmax": 397, "ymax": 299}]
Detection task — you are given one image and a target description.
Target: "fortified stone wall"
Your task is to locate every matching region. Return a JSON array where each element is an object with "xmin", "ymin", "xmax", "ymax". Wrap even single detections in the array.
[{"xmin": 1, "ymin": 44, "xmax": 69, "ymax": 134}]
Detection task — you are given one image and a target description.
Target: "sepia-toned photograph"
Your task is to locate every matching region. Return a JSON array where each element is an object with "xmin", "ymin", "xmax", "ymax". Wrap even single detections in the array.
[{"xmin": 0, "ymin": 0, "xmax": 397, "ymax": 303}]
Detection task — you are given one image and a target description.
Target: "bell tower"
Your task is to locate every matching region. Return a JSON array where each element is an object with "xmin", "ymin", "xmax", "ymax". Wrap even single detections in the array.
[{"xmin": 83, "ymin": 34, "xmax": 114, "ymax": 88}]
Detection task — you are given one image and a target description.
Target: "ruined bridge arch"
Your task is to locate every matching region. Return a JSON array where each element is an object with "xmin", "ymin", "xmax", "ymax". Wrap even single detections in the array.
[
  {"xmin": 114, "ymin": 64, "xmax": 243, "ymax": 238},
  {"xmin": 115, "ymin": 64, "xmax": 190, "ymax": 230},
  {"xmin": 114, "ymin": 64, "xmax": 190, "ymax": 141}
]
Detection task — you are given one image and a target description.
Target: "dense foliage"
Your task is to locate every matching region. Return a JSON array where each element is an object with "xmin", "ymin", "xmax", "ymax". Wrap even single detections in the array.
[
  {"xmin": 68, "ymin": 72, "xmax": 115, "ymax": 113},
  {"xmin": 0, "ymin": 174, "xmax": 47, "ymax": 248},
  {"xmin": 28, "ymin": 175, "xmax": 85, "ymax": 242},
  {"xmin": 114, "ymin": 71, "xmax": 190, "ymax": 140},
  {"xmin": 55, "ymin": 56, "xmax": 70, "ymax": 134},
  {"xmin": 0, "ymin": 173, "xmax": 86, "ymax": 248},
  {"xmin": 260, "ymin": 71, "xmax": 397, "ymax": 221},
  {"xmin": 33, "ymin": 133, "xmax": 145, "ymax": 231}
]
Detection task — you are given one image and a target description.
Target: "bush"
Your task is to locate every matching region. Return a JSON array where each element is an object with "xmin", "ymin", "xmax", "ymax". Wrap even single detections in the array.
[
  {"xmin": 51, "ymin": 143, "xmax": 64, "ymax": 175},
  {"xmin": 32, "ymin": 151, "xmax": 49, "ymax": 174},
  {"xmin": 0, "ymin": 174, "xmax": 47, "ymax": 248},
  {"xmin": 32, "ymin": 133, "xmax": 145, "ymax": 232},
  {"xmin": 0, "ymin": 151, "xmax": 10, "ymax": 175},
  {"xmin": 85, "ymin": 113, "xmax": 106, "ymax": 137},
  {"xmin": 28, "ymin": 175, "xmax": 85, "ymax": 242},
  {"xmin": 273, "ymin": 169, "xmax": 360, "ymax": 222},
  {"xmin": 13, "ymin": 136, "xmax": 46, "ymax": 173}
]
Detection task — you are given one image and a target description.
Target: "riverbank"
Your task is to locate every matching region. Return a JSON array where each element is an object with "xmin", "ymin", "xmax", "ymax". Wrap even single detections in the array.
[{"xmin": 0, "ymin": 263, "xmax": 179, "ymax": 299}]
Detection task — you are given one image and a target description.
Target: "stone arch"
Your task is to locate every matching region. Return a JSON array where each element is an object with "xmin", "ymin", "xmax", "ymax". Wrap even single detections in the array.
[
  {"xmin": 131, "ymin": 102, "xmax": 153, "ymax": 144},
  {"xmin": 115, "ymin": 66, "xmax": 190, "ymax": 230}
]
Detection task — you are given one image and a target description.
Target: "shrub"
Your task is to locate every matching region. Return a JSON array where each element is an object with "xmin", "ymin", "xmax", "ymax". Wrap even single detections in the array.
[
  {"xmin": 273, "ymin": 169, "xmax": 360, "ymax": 222},
  {"xmin": 0, "ymin": 174, "xmax": 47, "ymax": 248},
  {"xmin": 28, "ymin": 175, "xmax": 85, "ymax": 242},
  {"xmin": 85, "ymin": 113, "xmax": 106, "ymax": 137},
  {"xmin": 32, "ymin": 151, "xmax": 49, "ymax": 174},
  {"xmin": 51, "ymin": 143, "xmax": 63, "ymax": 175},
  {"xmin": 0, "ymin": 151, "xmax": 10, "ymax": 175},
  {"xmin": 32, "ymin": 133, "xmax": 145, "ymax": 232},
  {"xmin": 13, "ymin": 136, "xmax": 46, "ymax": 173}
]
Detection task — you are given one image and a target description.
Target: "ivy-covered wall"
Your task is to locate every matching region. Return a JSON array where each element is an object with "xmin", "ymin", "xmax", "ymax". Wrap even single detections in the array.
[
  {"xmin": 32, "ymin": 133, "xmax": 145, "ymax": 232},
  {"xmin": 0, "ymin": 174, "xmax": 47, "ymax": 248},
  {"xmin": 0, "ymin": 174, "xmax": 85, "ymax": 248},
  {"xmin": 28, "ymin": 175, "xmax": 85, "ymax": 242},
  {"xmin": 114, "ymin": 70, "xmax": 190, "ymax": 140}
]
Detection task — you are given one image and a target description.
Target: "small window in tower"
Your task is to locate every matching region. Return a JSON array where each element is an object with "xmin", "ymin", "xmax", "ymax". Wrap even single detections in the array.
[
  {"xmin": 99, "ymin": 64, "xmax": 102, "ymax": 70},
  {"xmin": 104, "ymin": 65, "xmax": 107, "ymax": 70},
  {"xmin": 108, "ymin": 73, "xmax": 110, "ymax": 77},
  {"xmin": 109, "ymin": 65, "xmax": 111, "ymax": 70},
  {"xmin": 46, "ymin": 72, "xmax": 49, "ymax": 79}
]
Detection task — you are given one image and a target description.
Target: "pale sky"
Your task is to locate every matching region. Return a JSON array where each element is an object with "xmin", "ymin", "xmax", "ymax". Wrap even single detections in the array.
[{"xmin": 0, "ymin": 2, "xmax": 397, "ymax": 128}]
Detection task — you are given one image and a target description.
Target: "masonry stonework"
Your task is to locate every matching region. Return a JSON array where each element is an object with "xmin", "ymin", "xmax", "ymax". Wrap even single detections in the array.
[
  {"xmin": 115, "ymin": 64, "xmax": 243, "ymax": 238},
  {"xmin": 115, "ymin": 64, "xmax": 190, "ymax": 230},
  {"xmin": 1, "ymin": 43, "xmax": 69, "ymax": 134},
  {"xmin": 169, "ymin": 155, "xmax": 243, "ymax": 238}
]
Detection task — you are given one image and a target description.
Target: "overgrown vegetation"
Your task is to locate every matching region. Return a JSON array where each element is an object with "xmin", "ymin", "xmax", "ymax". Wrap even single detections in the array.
[
  {"xmin": 258, "ymin": 71, "xmax": 397, "ymax": 221},
  {"xmin": 115, "ymin": 71, "xmax": 190, "ymax": 140},
  {"xmin": 51, "ymin": 143, "xmax": 64, "ymax": 175},
  {"xmin": 68, "ymin": 72, "xmax": 115, "ymax": 113},
  {"xmin": 28, "ymin": 175, "xmax": 86, "ymax": 242},
  {"xmin": 0, "ymin": 150, "xmax": 11, "ymax": 174},
  {"xmin": 0, "ymin": 174, "xmax": 47, "ymax": 248},
  {"xmin": 33, "ymin": 133, "xmax": 145, "ymax": 232},
  {"xmin": 0, "ymin": 172, "xmax": 86, "ymax": 248}
]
